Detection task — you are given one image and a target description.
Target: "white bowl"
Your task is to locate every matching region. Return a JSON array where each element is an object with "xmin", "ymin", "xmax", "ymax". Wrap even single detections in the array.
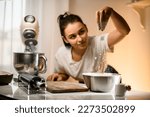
[{"xmin": 82, "ymin": 73, "xmax": 121, "ymax": 92}]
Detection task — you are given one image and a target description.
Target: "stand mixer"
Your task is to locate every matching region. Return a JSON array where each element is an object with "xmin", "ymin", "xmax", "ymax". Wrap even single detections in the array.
[{"xmin": 13, "ymin": 15, "xmax": 47, "ymax": 94}]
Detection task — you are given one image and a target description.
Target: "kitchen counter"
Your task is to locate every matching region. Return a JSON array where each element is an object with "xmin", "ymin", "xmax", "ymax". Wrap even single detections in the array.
[{"xmin": 0, "ymin": 81, "xmax": 150, "ymax": 100}]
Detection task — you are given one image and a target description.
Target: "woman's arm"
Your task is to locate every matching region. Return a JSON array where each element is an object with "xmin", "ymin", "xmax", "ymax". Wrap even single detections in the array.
[
  {"xmin": 96, "ymin": 6, "xmax": 130, "ymax": 48},
  {"xmin": 108, "ymin": 7, "xmax": 130, "ymax": 48}
]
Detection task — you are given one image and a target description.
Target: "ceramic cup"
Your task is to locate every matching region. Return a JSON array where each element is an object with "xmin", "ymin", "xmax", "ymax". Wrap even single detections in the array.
[{"xmin": 115, "ymin": 83, "xmax": 126, "ymax": 97}]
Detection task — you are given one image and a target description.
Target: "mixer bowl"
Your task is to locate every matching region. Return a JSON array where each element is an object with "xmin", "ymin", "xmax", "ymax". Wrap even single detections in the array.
[
  {"xmin": 82, "ymin": 73, "xmax": 121, "ymax": 92},
  {"xmin": 13, "ymin": 52, "xmax": 47, "ymax": 75}
]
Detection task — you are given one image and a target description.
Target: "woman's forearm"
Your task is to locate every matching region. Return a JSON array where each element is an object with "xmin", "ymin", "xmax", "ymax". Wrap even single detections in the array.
[{"xmin": 111, "ymin": 9, "xmax": 130, "ymax": 36}]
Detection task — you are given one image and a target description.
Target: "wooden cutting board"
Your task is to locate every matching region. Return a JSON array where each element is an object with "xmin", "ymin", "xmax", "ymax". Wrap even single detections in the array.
[{"xmin": 46, "ymin": 81, "xmax": 88, "ymax": 93}]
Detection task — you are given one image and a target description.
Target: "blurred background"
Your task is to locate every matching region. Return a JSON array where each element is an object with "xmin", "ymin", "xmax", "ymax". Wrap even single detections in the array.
[{"xmin": 0, "ymin": 0, "xmax": 150, "ymax": 92}]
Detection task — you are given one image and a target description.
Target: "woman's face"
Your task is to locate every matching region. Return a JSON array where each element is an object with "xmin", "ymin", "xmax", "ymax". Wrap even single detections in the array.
[{"xmin": 63, "ymin": 22, "xmax": 88, "ymax": 50}]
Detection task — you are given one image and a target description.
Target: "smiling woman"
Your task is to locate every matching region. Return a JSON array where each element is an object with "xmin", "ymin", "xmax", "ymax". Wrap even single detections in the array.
[
  {"xmin": 47, "ymin": 7, "xmax": 130, "ymax": 82},
  {"xmin": 68, "ymin": 0, "xmax": 150, "ymax": 92}
]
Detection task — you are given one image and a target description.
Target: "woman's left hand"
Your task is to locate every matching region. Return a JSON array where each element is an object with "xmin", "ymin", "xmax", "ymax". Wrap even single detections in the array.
[{"xmin": 46, "ymin": 73, "xmax": 69, "ymax": 81}]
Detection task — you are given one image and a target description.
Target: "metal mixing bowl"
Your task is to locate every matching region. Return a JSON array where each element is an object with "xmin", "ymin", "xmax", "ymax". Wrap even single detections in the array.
[
  {"xmin": 82, "ymin": 73, "xmax": 121, "ymax": 92},
  {"xmin": 13, "ymin": 52, "xmax": 47, "ymax": 75}
]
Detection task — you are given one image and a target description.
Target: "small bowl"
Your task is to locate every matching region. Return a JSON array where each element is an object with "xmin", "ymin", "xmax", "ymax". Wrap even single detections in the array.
[
  {"xmin": 0, "ymin": 71, "xmax": 13, "ymax": 85},
  {"xmin": 82, "ymin": 73, "xmax": 121, "ymax": 92}
]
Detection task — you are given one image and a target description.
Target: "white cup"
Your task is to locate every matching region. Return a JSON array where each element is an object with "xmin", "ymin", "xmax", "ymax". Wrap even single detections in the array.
[
  {"xmin": 111, "ymin": 74, "xmax": 121, "ymax": 93},
  {"xmin": 115, "ymin": 83, "xmax": 126, "ymax": 97}
]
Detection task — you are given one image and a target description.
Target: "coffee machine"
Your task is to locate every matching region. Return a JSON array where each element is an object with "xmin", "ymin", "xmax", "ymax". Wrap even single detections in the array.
[{"xmin": 13, "ymin": 15, "xmax": 47, "ymax": 94}]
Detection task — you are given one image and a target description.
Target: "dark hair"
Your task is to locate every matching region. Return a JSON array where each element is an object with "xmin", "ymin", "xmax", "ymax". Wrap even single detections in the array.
[{"xmin": 57, "ymin": 12, "xmax": 86, "ymax": 47}]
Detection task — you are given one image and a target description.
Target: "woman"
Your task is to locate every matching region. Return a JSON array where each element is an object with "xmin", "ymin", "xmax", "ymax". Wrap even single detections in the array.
[{"xmin": 47, "ymin": 6, "xmax": 130, "ymax": 82}]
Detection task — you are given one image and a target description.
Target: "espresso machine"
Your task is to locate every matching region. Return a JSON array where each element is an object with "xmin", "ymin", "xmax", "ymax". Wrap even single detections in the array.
[{"xmin": 13, "ymin": 15, "xmax": 47, "ymax": 94}]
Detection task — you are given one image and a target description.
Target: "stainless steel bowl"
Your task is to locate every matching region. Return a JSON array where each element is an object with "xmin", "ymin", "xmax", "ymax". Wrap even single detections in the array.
[
  {"xmin": 13, "ymin": 52, "xmax": 47, "ymax": 75},
  {"xmin": 82, "ymin": 73, "xmax": 121, "ymax": 92}
]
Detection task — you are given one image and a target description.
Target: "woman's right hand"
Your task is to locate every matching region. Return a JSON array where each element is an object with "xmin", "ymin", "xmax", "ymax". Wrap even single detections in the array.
[
  {"xmin": 96, "ymin": 6, "xmax": 113, "ymax": 31},
  {"xmin": 46, "ymin": 73, "xmax": 69, "ymax": 81}
]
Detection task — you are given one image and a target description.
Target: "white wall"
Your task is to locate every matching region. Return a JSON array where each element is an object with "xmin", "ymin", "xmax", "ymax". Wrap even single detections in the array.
[
  {"xmin": 39, "ymin": 0, "xmax": 69, "ymax": 77},
  {"xmin": 69, "ymin": 0, "xmax": 150, "ymax": 92}
]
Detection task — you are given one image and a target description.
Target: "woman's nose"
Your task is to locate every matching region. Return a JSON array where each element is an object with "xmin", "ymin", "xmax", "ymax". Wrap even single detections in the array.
[{"xmin": 77, "ymin": 35, "xmax": 82, "ymax": 42}]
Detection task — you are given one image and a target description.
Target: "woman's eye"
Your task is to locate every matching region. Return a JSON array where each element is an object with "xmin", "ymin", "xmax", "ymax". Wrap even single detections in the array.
[
  {"xmin": 68, "ymin": 34, "xmax": 76, "ymax": 39},
  {"xmin": 79, "ymin": 29, "xmax": 85, "ymax": 35}
]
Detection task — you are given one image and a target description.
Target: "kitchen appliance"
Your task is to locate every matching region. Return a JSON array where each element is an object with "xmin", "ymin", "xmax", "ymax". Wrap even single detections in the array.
[{"xmin": 13, "ymin": 15, "xmax": 47, "ymax": 94}]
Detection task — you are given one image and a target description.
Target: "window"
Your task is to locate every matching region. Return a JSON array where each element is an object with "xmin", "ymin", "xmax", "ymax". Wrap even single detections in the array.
[{"xmin": 0, "ymin": 0, "xmax": 25, "ymax": 72}]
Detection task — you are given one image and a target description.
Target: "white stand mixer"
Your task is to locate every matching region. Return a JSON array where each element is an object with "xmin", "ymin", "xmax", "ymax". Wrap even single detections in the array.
[{"xmin": 13, "ymin": 15, "xmax": 47, "ymax": 94}]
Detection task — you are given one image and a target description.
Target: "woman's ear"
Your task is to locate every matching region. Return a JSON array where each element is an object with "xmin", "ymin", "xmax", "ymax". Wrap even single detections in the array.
[{"xmin": 62, "ymin": 36, "xmax": 69, "ymax": 43}]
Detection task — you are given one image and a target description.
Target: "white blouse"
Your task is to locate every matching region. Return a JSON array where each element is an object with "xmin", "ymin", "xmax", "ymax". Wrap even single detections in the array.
[{"xmin": 54, "ymin": 33, "xmax": 113, "ymax": 80}]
